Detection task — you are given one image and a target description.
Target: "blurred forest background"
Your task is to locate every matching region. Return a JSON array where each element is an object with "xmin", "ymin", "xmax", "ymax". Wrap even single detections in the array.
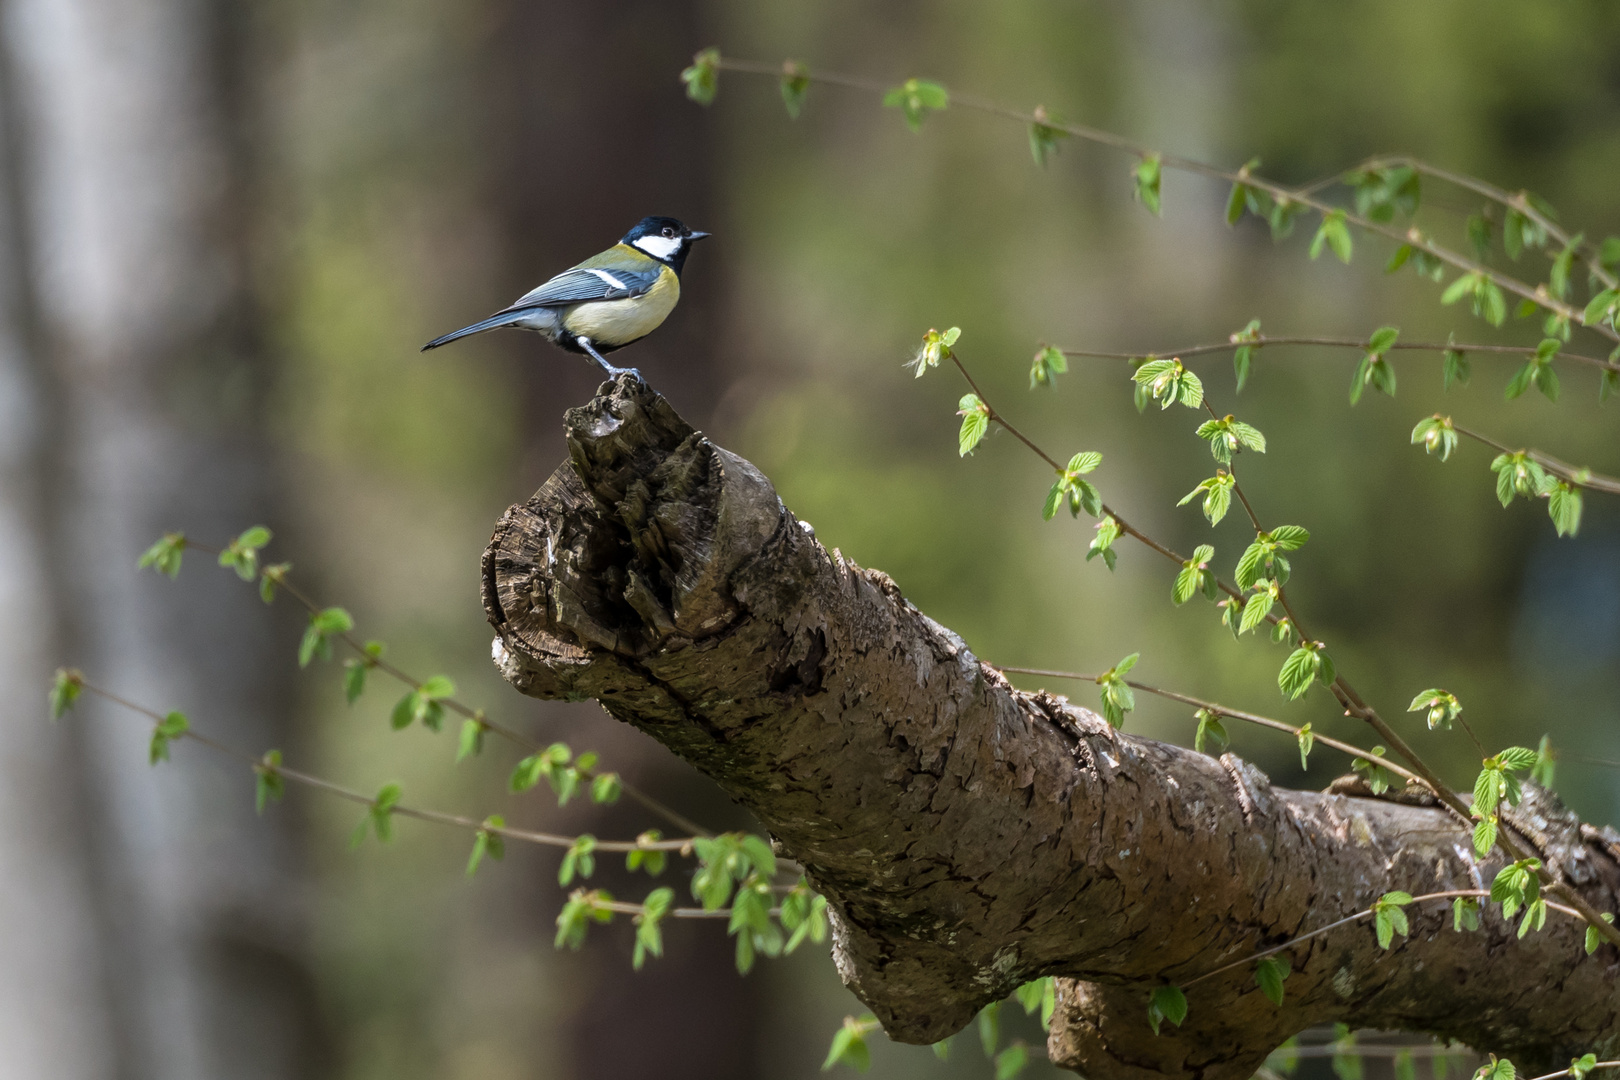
[{"xmin": 1, "ymin": 1, "xmax": 1618, "ymax": 1079}]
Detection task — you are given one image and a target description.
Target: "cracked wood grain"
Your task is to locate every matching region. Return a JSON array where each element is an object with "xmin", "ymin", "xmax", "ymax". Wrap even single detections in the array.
[{"xmin": 481, "ymin": 375, "xmax": 1620, "ymax": 1079}]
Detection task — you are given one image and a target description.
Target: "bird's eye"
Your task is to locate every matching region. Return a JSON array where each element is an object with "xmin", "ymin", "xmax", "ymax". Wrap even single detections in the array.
[{"xmin": 662, "ymin": 227, "xmax": 676, "ymax": 238}]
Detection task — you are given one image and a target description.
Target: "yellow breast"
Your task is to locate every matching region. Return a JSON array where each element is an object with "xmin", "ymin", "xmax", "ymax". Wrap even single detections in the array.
[{"xmin": 564, "ymin": 267, "xmax": 680, "ymax": 347}]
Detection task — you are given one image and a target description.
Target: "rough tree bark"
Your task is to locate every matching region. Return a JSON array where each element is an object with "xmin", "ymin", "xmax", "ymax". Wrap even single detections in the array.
[{"xmin": 481, "ymin": 375, "xmax": 1620, "ymax": 1080}]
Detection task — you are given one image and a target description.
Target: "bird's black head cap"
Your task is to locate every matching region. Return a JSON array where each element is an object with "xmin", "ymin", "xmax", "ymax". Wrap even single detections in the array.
[{"xmin": 621, "ymin": 215, "xmax": 710, "ymax": 274}]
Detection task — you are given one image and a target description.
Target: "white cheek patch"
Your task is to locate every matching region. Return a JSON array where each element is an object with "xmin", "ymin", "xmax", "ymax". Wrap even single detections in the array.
[{"xmin": 632, "ymin": 234, "xmax": 683, "ymax": 261}]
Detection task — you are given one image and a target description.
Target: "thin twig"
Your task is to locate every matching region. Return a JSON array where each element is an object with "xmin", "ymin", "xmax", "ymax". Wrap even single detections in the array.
[
  {"xmin": 995, "ymin": 665, "xmax": 1420, "ymax": 786},
  {"xmin": 1182, "ymin": 890, "xmax": 1582, "ymax": 989},
  {"xmin": 76, "ymin": 678, "xmax": 707, "ymax": 854},
  {"xmin": 716, "ymin": 57, "xmax": 1620, "ymax": 347},
  {"xmin": 190, "ymin": 541, "xmax": 712, "ymax": 838},
  {"xmin": 1061, "ymin": 335, "xmax": 1620, "ymax": 375},
  {"xmin": 1451, "ymin": 425, "xmax": 1620, "ymax": 496}
]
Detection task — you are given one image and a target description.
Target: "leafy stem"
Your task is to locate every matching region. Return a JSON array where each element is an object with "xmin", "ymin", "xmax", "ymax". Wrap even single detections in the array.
[{"xmin": 711, "ymin": 54, "xmax": 1620, "ymax": 346}]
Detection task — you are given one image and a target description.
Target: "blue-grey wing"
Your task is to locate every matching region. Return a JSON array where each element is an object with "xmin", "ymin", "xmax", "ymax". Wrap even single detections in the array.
[{"xmin": 502, "ymin": 266, "xmax": 662, "ymax": 310}]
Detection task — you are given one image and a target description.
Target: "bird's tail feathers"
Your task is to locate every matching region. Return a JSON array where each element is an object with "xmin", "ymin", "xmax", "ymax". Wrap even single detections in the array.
[{"xmin": 421, "ymin": 310, "xmax": 533, "ymax": 351}]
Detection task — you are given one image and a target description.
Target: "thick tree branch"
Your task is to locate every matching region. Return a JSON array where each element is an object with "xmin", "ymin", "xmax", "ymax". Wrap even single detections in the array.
[{"xmin": 482, "ymin": 376, "xmax": 1620, "ymax": 1079}]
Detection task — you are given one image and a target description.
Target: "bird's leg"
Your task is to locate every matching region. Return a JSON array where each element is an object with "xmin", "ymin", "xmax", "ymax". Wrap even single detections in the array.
[{"xmin": 577, "ymin": 337, "xmax": 641, "ymax": 382}]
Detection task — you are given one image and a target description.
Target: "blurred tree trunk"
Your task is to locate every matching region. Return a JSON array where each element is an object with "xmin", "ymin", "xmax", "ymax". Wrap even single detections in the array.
[
  {"xmin": 0, "ymin": 18, "xmax": 116, "ymax": 1078},
  {"xmin": 484, "ymin": 4, "xmax": 760, "ymax": 1077},
  {"xmin": 0, "ymin": 1, "xmax": 328, "ymax": 1078}
]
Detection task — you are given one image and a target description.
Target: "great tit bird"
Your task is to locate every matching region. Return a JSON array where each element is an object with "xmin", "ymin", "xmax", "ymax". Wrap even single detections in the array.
[{"xmin": 421, "ymin": 216, "xmax": 709, "ymax": 377}]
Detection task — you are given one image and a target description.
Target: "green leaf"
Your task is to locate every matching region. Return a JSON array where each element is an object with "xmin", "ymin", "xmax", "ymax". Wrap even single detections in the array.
[
  {"xmin": 1330, "ymin": 1026, "xmax": 1362, "ymax": 1080},
  {"xmin": 1269, "ymin": 1036, "xmax": 1301, "ymax": 1077},
  {"xmin": 1028, "ymin": 106, "xmax": 1069, "ymax": 168},
  {"xmin": 1146, "ymin": 985, "xmax": 1187, "ymax": 1035},
  {"xmin": 457, "ymin": 717, "xmax": 486, "ymax": 762},
  {"xmin": 1278, "ymin": 644, "xmax": 1321, "ymax": 700},
  {"xmin": 1268, "ymin": 197, "xmax": 1302, "ymax": 239},
  {"xmin": 1029, "ymin": 345, "xmax": 1067, "ymax": 388},
  {"xmin": 1255, "ymin": 955, "xmax": 1289, "ymax": 1006},
  {"xmin": 883, "ymin": 78, "xmax": 949, "ymax": 133},
  {"xmin": 1134, "ymin": 358, "xmax": 1203, "ymax": 410},
  {"xmin": 1408, "ymin": 688, "xmax": 1461, "ymax": 730},
  {"xmin": 1410, "ymin": 416, "xmax": 1458, "ymax": 462},
  {"xmin": 353, "ymin": 782, "xmax": 402, "ymax": 847},
  {"xmin": 1531, "ymin": 734, "xmax": 1556, "ymax": 788},
  {"xmin": 1350, "ymin": 351, "xmax": 1396, "ymax": 405},
  {"xmin": 978, "ymin": 1000, "xmax": 1001, "ymax": 1057},
  {"xmin": 1549, "ymin": 482, "xmax": 1583, "ymax": 537},
  {"xmin": 822, "ymin": 1016, "xmax": 874, "ymax": 1073},
  {"xmin": 1309, "ymin": 209, "xmax": 1352, "ymax": 263},
  {"xmin": 1087, "ymin": 516, "xmax": 1122, "ymax": 571},
  {"xmin": 298, "ymin": 607, "xmax": 353, "ymax": 668},
  {"xmin": 510, "ymin": 753, "xmax": 545, "ymax": 793},
  {"xmin": 1496, "ymin": 745, "xmax": 1539, "ymax": 772},
  {"xmin": 1233, "ymin": 344, "xmax": 1258, "ymax": 390},
  {"xmin": 1352, "ymin": 747, "xmax": 1398, "ymax": 795},
  {"xmin": 779, "ymin": 61, "xmax": 810, "ymax": 118},
  {"xmin": 1297, "ymin": 723, "xmax": 1314, "ymax": 770},
  {"xmin": 254, "ymin": 749, "xmax": 284, "ymax": 814},
  {"xmin": 1014, "ymin": 977, "xmax": 1051, "ymax": 1020},
  {"xmin": 1097, "ymin": 654, "xmax": 1139, "ymax": 728},
  {"xmin": 466, "ymin": 815, "xmax": 506, "ymax": 877},
  {"xmin": 418, "ymin": 674, "xmax": 455, "ymax": 700},
  {"xmin": 1478, "ymin": 1057, "xmax": 1515, "ymax": 1080},
  {"xmin": 342, "ymin": 660, "xmax": 367, "ymax": 704},
  {"xmin": 632, "ymin": 886, "xmax": 675, "ymax": 969},
  {"xmin": 1473, "ymin": 766, "xmax": 1501, "ymax": 819},
  {"xmin": 1133, "ymin": 153, "xmax": 1162, "ymax": 216},
  {"xmin": 1372, "ymin": 891, "xmax": 1413, "ymax": 949},
  {"xmin": 1174, "ymin": 547, "xmax": 1215, "ymax": 606},
  {"xmin": 1235, "ymin": 540, "xmax": 1267, "ymax": 589},
  {"xmin": 909, "ymin": 326, "xmax": 960, "ymax": 377},
  {"xmin": 781, "ymin": 882, "xmax": 828, "ymax": 953},
  {"xmin": 1194, "ymin": 709, "xmax": 1229, "ymax": 755},
  {"xmin": 590, "ymin": 772, "xmax": 622, "ymax": 804},
  {"xmin": 1268, "ymin": 525, "xmax": 1310, "ymax": 551},
  {"xmin": 391, "ymin": 691, "xmax": 419, "ymax": 731},
  {"xmin": 1226, "ymin": 181, "xmax": 1249, "ymax": 225},
  {"xmin": 559, "ymin": 834, "xmax": 597, "ymax": 886},
  {"xmin": 138, "ymin": 532, "xmax": 186, "ymax": 578},
  {"xmin": 627, "ymin": 831, "xmax": 668, "ymax": 878},
  {"xmin": 1443, "ymin": 348, "xmax": 1470, "ymax": 389},
  {"xmin": 1441, "ymin": 271, "xmax": 1480, "ymax": 307},
  {"xmin": 1178, "ymin": 471, "xmax": 1234, "ymax": 526},
  {"xmin": 1350, "ymin": 165, "xmax": 1420, "ymax": 221},
  {"xmin": 1586, "ymin": 913, "xmax": 1615, "ymax": 955},
  {"xmin": 257, "ymin": 562, "xmax": 289, "ymax": 604},
  {"xmin": 957, "ymin": 394, "xmax": 990, "ymax": 457},
  {"xmin": 1240, "ymin": 587, "xmax": 1276, "ymax": 635},
  {"xmin": 995, "ymin": 1044, "xmax": 1030, "ymax": 1080},
  {"xmin": 1583, "ymin": 289, "xmax": 1619, "ymax": 330},
  {"xmin": 149, "ymin": 710, "xmax": 189, "ymax": 765},
  {"xmin": 680, "ymin": 48, "xmax": 719, "ymax": 105},
  {"xmin": 554, "ymin": 888, "xmax": 613, "ymax": 950},
  {"xmin": 1453, "ymin": 896, "xmax": 1480, "ymax": 932},
  {"xmin": 1571, "ymin": 1054, "xmax": 1599, "ymax": 1080},
  {"xmin": 49, "ymin": 668, "xmax": 83, "ymax": 720},
  {"xmin": 1367, "ymin": 326, "xmax": 1399, "ymax": 354},
  {"xmin": 1042, "ymin": 479, "xmax": 1063, "ymax": 521},
  {"xmin": 1473, "ymin": 815, "xmax": 1499, "ymax": 857}
]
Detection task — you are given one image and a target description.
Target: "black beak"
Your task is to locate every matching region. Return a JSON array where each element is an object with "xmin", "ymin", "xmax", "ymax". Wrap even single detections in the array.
[{"xmin": 687, "ymin": 230, "xmax": 712, "ymax": 241}]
